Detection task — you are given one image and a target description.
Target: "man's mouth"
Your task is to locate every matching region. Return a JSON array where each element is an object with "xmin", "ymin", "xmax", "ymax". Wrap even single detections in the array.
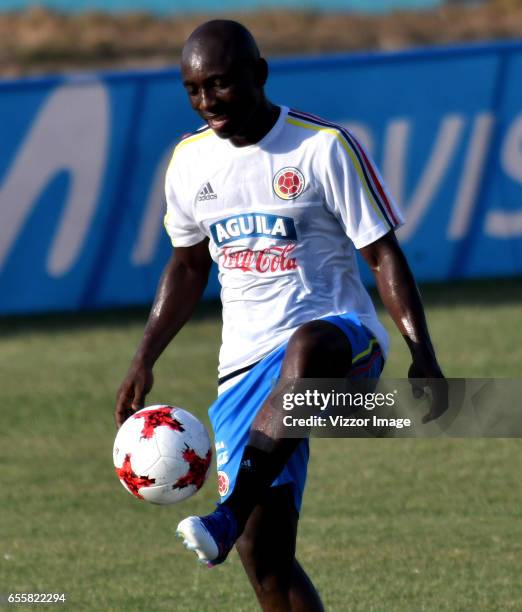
[{"xmin": 206, "ymin": 115, "xmax": 231, "ymax": 130}]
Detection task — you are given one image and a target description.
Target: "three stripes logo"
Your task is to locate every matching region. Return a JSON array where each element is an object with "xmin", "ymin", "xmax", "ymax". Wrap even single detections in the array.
[{"xmin": 197, "ymin": 182, "xmax": 218, "ymax": 202}]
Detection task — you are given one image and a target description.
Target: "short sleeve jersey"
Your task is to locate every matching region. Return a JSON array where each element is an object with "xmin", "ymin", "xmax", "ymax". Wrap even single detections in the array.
[{"xmin": 165, "ymin": 107, "xmax": 404, "ymax": 379}]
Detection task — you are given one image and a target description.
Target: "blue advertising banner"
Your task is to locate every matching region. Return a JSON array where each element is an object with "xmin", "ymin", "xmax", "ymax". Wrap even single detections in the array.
[{"xmin": 0, "ymin": 41, "xmax": 521, "ymax": 315}]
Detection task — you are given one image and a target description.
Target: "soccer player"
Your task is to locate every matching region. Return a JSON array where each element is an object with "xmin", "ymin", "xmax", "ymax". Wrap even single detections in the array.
[{"xmin": 115, "ymin": 19, "xmax": 447, "ymax": 611}]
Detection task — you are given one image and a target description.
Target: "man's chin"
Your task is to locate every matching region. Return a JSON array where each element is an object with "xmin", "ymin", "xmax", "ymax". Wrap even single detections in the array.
[
  {"xmin": 209, "ymin": 124, "xmax": 252, "ymax": 146},
  {"xmin": 211, "ymin": 127, "xmax": 234, "ymax": 139}
]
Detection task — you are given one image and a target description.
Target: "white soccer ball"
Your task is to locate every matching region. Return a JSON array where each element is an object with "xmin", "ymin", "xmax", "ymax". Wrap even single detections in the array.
[{"xmin": 113, "ymin": 405, "xmax": 212, "ymax": 505}]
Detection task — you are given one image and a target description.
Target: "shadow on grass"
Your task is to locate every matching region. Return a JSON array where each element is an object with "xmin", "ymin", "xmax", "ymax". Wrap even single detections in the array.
[{"xmin": 0, "ymin": 276, "xmax": 520, "ymax": 337}]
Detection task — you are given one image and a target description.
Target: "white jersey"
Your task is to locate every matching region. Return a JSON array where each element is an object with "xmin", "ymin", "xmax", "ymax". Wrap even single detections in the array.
[{"xmin": 164, "ymin": 106, "xmax": 403, "ymax": 379}]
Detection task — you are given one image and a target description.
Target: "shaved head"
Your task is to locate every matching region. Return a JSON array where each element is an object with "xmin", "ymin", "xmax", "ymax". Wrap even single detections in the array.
[{"xmin": 182, "ymin": 20, "xmax": 260, "ymax": 69}]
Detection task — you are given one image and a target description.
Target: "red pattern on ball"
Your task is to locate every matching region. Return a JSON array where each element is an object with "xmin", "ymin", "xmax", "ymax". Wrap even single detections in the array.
[
  {"xmin": 172, "ymin": 446, "xmax": 212, "ymax": 491},
  {"xmin": 115, "ymin": 454, "xmax": 155, "ymax": 500},
  {"xmin": 134, "ymin": 406, "xmax": 185, "ymax": 439}
]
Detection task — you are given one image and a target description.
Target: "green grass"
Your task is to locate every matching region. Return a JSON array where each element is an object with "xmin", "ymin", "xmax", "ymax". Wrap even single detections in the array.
[{"xmin": 1, "ymin": 278, "xmax": 522, "ymax": 611}]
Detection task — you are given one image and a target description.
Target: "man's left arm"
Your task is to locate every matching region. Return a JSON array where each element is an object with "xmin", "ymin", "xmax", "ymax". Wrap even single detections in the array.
[{"xmin": 359, "ymin": 230, "xmax": 448, "ymax": 423}]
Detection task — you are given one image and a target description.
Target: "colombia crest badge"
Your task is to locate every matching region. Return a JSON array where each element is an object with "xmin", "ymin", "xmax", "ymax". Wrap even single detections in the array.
[{"xmin": 273, "ymin": 167, "xmax": 305, "ymax": 200}]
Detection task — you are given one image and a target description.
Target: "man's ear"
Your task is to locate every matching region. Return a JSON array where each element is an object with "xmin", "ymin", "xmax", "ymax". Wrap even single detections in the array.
[{"xmin": 254, "ymin": 58, "xmax": 269, "ymax": 87}]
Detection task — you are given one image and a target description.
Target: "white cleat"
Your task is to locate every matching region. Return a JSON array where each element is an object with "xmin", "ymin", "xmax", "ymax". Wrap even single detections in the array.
[
  {"xmin": 176, "ymin": 517, "xmax": 219, "ymax": 566},
  {"xmin": 176, "ymin": 505, "xmax": 237, "ymax": 567}
]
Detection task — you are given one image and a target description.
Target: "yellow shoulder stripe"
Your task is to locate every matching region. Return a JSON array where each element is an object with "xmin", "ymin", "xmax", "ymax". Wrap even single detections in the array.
[
  {"xmin": 167, "ymin": 129, "xmax": 213, "ymax": 174},
  {"xmin": 285, "ymin": 116, "xmax": 387, "ymax": 226}
]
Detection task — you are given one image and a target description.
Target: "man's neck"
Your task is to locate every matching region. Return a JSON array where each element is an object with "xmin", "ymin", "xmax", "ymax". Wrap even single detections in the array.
[{"xmin": 230, "ymin": 102, "xmax": 280, "ymax": 147}]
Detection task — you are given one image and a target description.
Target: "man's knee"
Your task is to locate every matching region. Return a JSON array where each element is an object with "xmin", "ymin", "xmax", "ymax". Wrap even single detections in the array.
[
  {"xmin": 283, "ymin": 320, "xmax": 352, "ymax": 377},
  {"xmin": 236, "ymin": 528, "xmax": 255, "ymax": 566}
]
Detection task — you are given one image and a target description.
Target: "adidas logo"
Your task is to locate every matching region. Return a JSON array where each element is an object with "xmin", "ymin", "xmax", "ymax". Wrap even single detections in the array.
[
  {"xmin": 240, "ymin": 458, "xmax": 254, "ymax": 471},
  {"xmin": 197, "ymin": 182, "xmax": 218, "ymax": 202}
]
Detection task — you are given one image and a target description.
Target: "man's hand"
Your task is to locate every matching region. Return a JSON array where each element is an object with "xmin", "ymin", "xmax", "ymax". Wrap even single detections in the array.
[
  {"xmin": 408, "ymin": 356, "xmax": 448, "ymax": 424},
  {"xmin": 115, "ymin": 360, "xmax": 154, "ymax": 428}
]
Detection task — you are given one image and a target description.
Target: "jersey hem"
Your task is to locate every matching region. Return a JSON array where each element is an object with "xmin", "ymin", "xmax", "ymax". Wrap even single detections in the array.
[
  {"xmin": 170, "ymin": 234, "xmax": 207, "ymax": 248},
  {"xmin": 352, "ymin": 220, "xmax": 404, "ymax": 250}
]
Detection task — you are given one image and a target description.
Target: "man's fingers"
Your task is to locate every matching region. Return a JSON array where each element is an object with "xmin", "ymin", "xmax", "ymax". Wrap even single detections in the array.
[
  {"xmin": 408, "ymin": 361, "xmax": 448, "ymax": 424},
  {"xmin": 115, "ymin": 407, "xmax": 132, "ymax": 429},
  {"xmin": 422, "ymin": 405, "xmax": 444, "ymax": 423},
  {"xmin": 115, "ymin": 385, "xmax": 138, "ymax": 429},
  {"xmin": 115, "ymin": 396, "xmax": 134, "ymax": 428},
  {"xmin": 115, "ymin": 401, "xmax": 130, "ymax": 428},
  {"xmin": 115, "ymin": 368, "xmax": 153, "ymax": 429},
  {"xmin": 412, "ymin": 385, "xmax": 424, "ymax": 399},
  {"xmin": 422, "ymin": 380, "xmax": 449, "ymax": 423},
  {"xmin": 409, "ymin": 377, "xmax": 426, "ymax": 399},
  {"xmin": 131, "ymin": 386, "xmax": 146, "ymax": 412},
  {"xmin": 422, "ymin": 409, "xmax": 437, "ymax": 424}
]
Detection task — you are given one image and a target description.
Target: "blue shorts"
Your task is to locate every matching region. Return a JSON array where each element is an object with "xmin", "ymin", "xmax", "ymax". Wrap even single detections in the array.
[{"xmin": 208, "ymin": 312, "xmax": 384, "ymax": 512}]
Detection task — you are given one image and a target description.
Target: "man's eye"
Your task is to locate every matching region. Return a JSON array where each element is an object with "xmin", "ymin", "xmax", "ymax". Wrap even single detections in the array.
[
  {"xmin": 213, "ymin": 79, "xmax": 229, "ymax": 89},
  {"xmin": 184, "ymin": 85, "xmax": 198, "ymax": 96}
]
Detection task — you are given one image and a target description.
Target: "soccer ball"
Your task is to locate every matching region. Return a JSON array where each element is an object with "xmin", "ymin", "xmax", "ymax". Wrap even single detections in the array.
[{"xmin": 113, "ymin": 405, "xmax": 212, "ymax": 505}]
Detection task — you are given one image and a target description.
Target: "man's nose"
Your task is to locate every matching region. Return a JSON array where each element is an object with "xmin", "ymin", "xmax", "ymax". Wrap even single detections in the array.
[{"xmin": 199, "ymin": 87, "xmax": 217, "ymax": 112}]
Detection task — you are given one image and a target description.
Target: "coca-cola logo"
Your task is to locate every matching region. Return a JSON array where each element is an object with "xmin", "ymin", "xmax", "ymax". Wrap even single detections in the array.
[{"xmin": 220, "ymin": 244, "xmax": 298, "ymax": 273}]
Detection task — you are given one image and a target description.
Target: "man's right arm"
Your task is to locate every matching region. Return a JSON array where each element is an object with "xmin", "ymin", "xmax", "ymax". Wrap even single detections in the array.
[{"xmin": 115, "ymin": 238, "xmax": 212, "ymax": 427}]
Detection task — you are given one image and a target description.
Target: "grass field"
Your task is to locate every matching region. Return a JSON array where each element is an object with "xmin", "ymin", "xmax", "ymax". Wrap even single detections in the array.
[{"xmin": 2, "ymin": 278, "xmax": 522, "ymax": 611}]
